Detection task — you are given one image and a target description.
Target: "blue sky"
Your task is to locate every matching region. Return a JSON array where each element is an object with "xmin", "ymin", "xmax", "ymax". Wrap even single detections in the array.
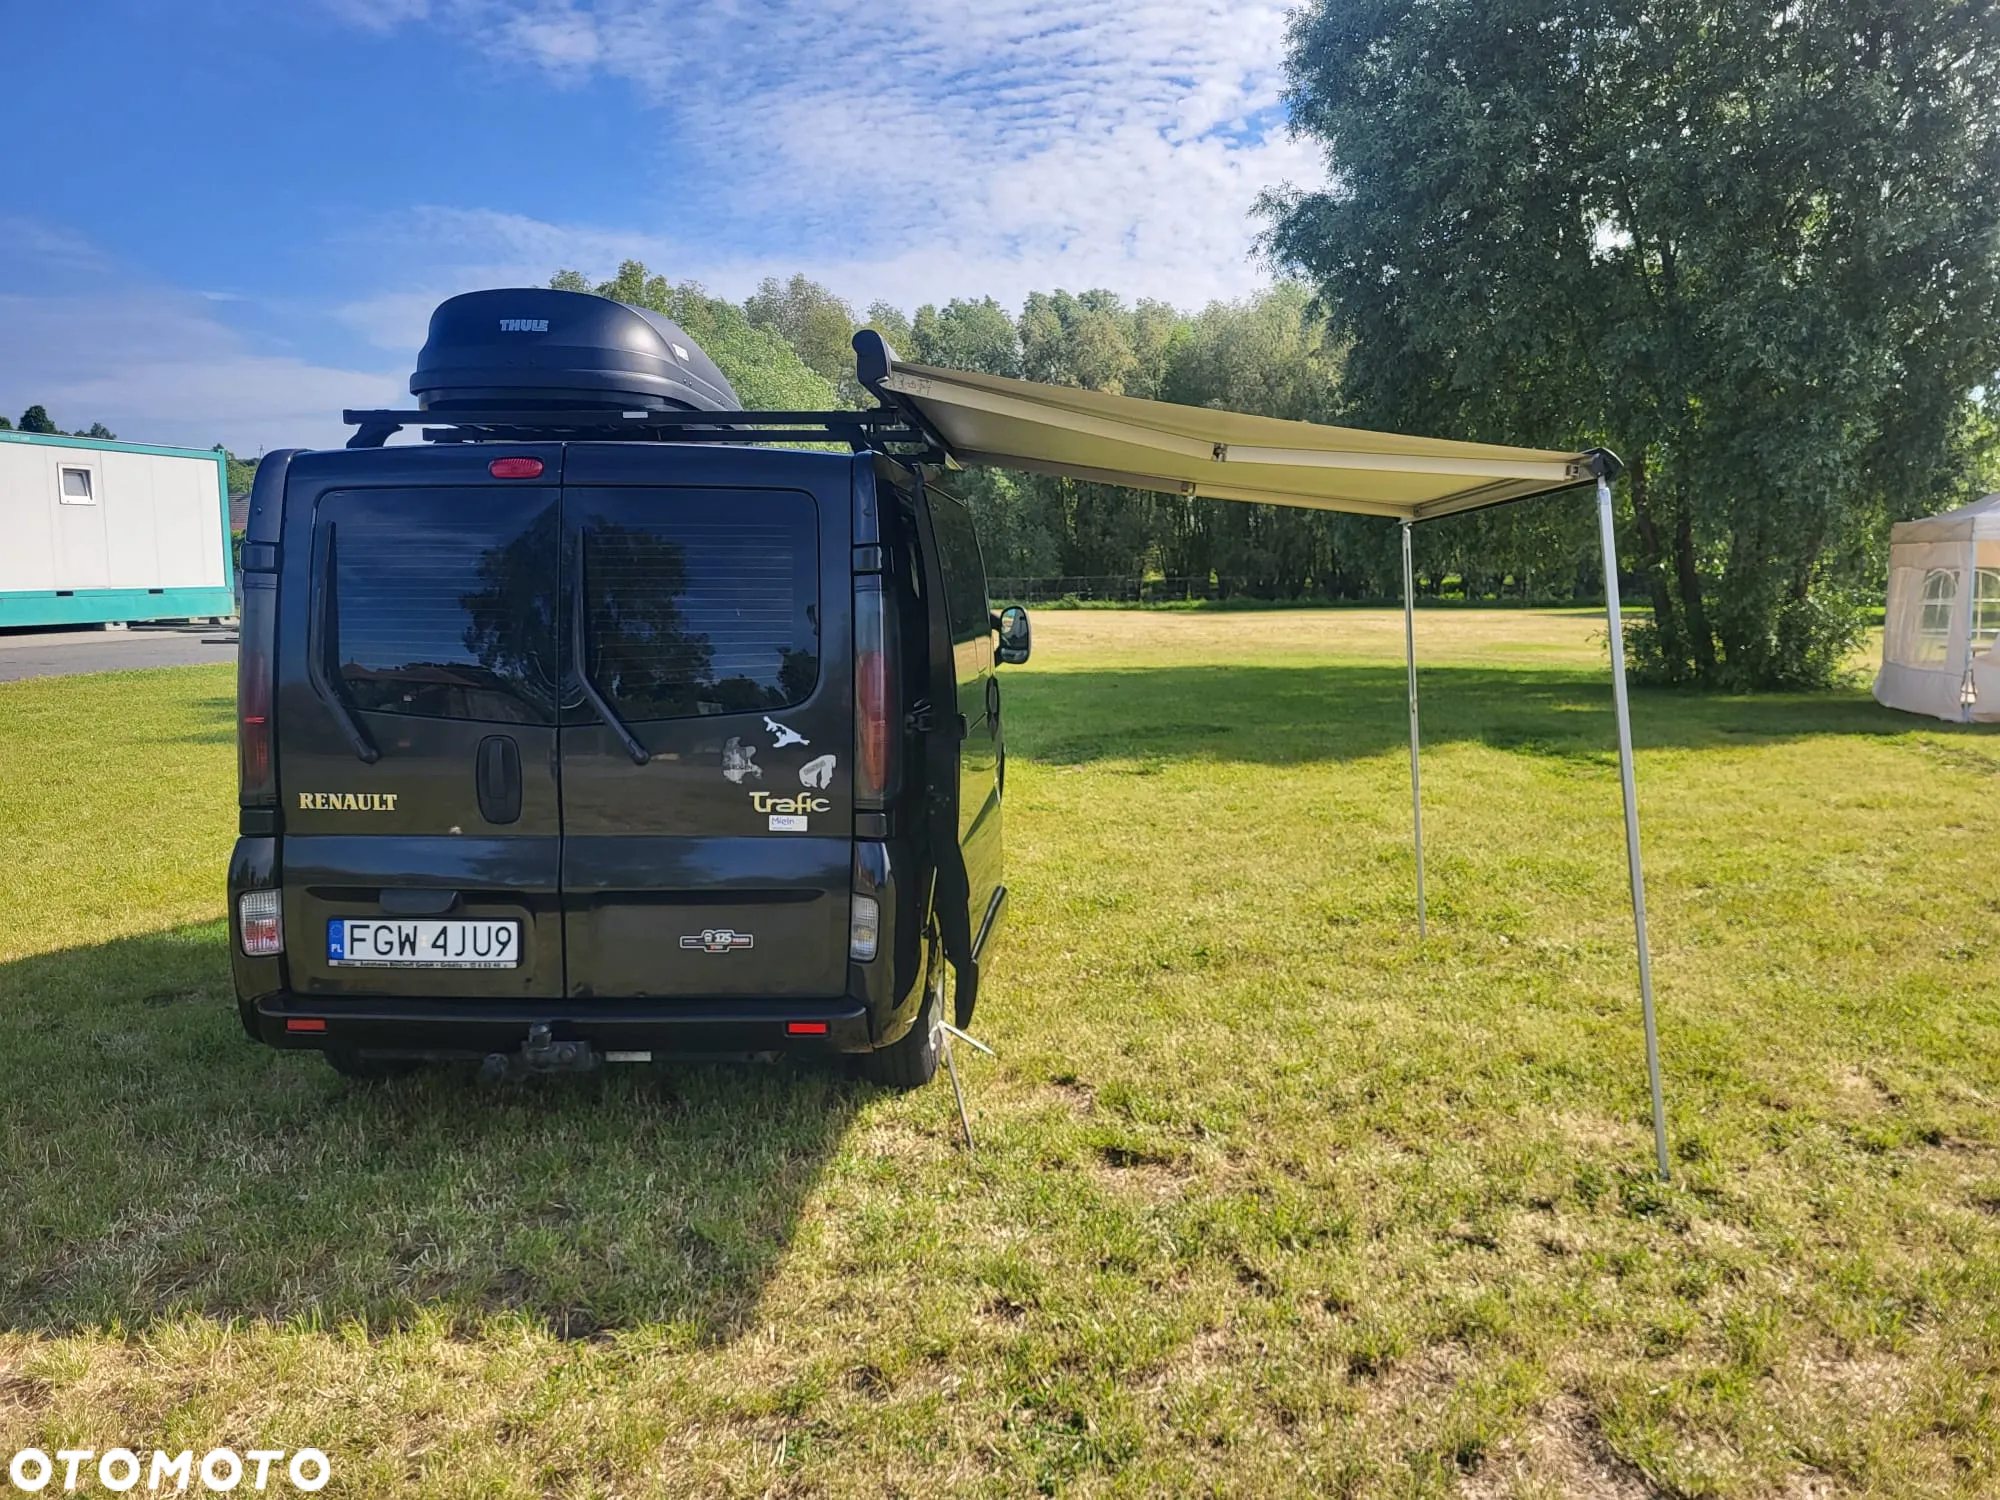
[{"xmin": 0, "ymin": 1, "xmax": 1317, "ymax": 452}]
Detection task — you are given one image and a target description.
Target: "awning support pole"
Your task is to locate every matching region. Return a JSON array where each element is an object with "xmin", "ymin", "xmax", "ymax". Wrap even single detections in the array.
[
  {"xmin": 1401, "ymin": 519, "xmax": 1427, "ymax": 938},
  {"xmin": 1596, "ymin": 475, "xmax": 1670, "ymax": 1181}
]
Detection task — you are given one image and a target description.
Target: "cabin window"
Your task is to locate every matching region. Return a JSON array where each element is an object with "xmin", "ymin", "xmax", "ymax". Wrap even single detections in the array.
[{"xmin": 58, "ymin": 466, "xmax": 96, "ymax": 505}]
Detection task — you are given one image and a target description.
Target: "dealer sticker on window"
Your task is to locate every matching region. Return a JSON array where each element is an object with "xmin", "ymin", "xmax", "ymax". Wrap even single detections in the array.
[{"xmin": 768, "ymin": 814, "xmax": 808, "ymax": 832}]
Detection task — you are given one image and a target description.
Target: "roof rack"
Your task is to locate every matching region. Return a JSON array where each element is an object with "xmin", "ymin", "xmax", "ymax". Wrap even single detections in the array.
[{"xmin": 339, "ymin": 404, "xmax": 944, "ymax": 457}]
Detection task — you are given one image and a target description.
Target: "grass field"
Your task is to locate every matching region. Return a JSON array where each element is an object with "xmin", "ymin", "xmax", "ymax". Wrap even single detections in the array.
[{"xmin": 2, "ymin": 610, "xmax": 1998, "ymax": 1497}]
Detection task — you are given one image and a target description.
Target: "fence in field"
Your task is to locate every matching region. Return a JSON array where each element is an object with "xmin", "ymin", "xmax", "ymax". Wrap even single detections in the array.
[
  {"xmin": 987, "ymin": 574, "xmax": 1640, "ymax": 606},
  {"xmin": 986, "ymin": 575, "xmax": 1230, "ymax": 603}
]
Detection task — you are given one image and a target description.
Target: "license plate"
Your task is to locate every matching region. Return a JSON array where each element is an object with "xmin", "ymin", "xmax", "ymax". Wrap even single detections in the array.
[{"xmin": 327, "ymin": 918, "xmax": 520, "ymax": 968}]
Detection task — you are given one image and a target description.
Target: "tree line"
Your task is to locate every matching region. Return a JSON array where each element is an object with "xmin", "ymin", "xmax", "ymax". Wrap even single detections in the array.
[{"xmin": 2, "ymin": 405, "xmax": 117, "ymax": 441}]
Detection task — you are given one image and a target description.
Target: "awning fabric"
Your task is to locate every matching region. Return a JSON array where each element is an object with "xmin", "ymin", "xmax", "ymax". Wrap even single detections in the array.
[{"xmin": 877, "ymin": 360, "xmax": 1599, "ymax": 521}]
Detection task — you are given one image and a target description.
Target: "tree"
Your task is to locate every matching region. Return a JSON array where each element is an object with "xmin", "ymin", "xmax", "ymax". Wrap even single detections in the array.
[
  {"xmin": 1007, "ymin": 290, "xmax": 1182, "ymax": 577},
  {"xmin": 862, "ymin": 301, "xmax": 914, "ymax": 354},
  {"xmin": 225, "ymin": 452, "xmax": 259, "ymax": 495},
  {"xmin": 552, "ymin": 263, "xmax": 839, "ymax": 412},
  {"xmin": 744, "ymin": 274, "xmax": 863, "ymax": 404},
  {"xmin": 10, "ymin": 408, "xmax": 117, "ymax": 439},
  {"xmin": 1017, "ymin": 289, "xmax": 1179, "ymax": 396},
  {"xmin": 1263, "ymin": 0, "xmax": 2000, "ymax": 687},
  {"xmin": 908, "ymin": 298, "xmax": 1021, "ymax": 378}
]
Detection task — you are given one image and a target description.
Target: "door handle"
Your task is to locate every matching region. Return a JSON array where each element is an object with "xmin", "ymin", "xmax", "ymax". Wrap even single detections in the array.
[
  {"xmin": 476, "ymin": 735, "xmax": 522, "ymax": 825},
  {"xmin": 380, "ymin": 887, "xmax": 460, "ymax": 916}
]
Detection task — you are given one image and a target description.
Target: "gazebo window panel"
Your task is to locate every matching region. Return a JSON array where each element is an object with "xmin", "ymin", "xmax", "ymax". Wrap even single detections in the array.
[
  {"xmin": 1973, "ymin": 567, "xmax": 2000, "ymax": 655},
  {"xmin": 1916, "ymin": 568, "xmax": 1958, "ymax": 664}
]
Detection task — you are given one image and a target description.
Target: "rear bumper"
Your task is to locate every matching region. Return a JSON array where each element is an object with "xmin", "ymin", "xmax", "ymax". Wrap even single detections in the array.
[{"xmin": 251, "ymin": 993, "xmax": 874, "ymax": 1058}]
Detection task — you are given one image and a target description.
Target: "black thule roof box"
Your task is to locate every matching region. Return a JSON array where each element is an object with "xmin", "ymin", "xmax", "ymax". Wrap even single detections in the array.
[
  {"xmin": 345, "ymin": 287, "xmax": 943, "ymax": 454},
  {"xmin": 411, "ymin": 287, "xmax": 739, "ymax": 413}
]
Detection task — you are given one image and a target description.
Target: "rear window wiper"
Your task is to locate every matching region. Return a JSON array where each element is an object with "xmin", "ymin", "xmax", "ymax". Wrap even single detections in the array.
[
  {"xmin": 308, "ymin": 522, "xmax": 380, "ymax": 764},
  {"xmin": 570, "ymin": 553, "xmax": 650, "ymax": 765}
]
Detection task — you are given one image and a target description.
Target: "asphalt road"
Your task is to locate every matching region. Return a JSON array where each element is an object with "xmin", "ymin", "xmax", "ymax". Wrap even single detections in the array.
[{"xmin": 0, "ymin": 623, "xmax": 238, "ymax": 682}]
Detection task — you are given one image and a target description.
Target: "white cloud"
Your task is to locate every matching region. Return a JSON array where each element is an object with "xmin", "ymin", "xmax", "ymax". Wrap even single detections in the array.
[
  {"xmin": 0, "ymin": 219, "xmax": 404, "ymax": 453},
  {"xmin": 319, "ymin": 0, "xmax": 432, "ymax": 32},
  {"xmin": 331, "ymin": 0, "xmax": 1323, "ymax": 315}
]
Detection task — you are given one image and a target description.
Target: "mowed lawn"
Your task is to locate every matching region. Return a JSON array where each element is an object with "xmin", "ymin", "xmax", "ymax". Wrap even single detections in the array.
[{"xmin": 2, "ymin": 610, "xmax": 1998, "ymax": 1498}]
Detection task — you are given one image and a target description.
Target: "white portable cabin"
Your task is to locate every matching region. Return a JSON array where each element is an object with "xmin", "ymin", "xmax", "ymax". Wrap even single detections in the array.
[
  {"xmin": 0, "ymin": 431, "xmax": 235, "ymax": 629},
  {"xmin": 1874, "ymin": 493, "xmax": 2000, "ymax": 723}
]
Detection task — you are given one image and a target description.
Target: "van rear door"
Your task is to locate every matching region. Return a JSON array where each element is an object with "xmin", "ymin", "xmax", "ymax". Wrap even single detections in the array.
[
  {"xmin": 556, "ymin": 456, "xmax": 851, "ymax": 1001},
  {"xmin": 277, "ymin": 474, "xmax": 566, "ymax": 1001}
]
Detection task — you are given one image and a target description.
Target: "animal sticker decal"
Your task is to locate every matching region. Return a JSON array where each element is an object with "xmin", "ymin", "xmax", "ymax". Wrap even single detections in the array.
[
  {"xmin": 798, "ymin": 753, "xmax": 836, "ymax": 790},
  {"xmin": 721, "ymin": 737, "xmax": 761, "ymax": 784},
  {"xmin": 764, "ymin": 717, "xmax": 809, "ymax": 749}
]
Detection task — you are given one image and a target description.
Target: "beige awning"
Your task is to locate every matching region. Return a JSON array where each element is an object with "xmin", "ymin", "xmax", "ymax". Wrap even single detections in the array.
[{"xmin": 877, "ymin": 360, "xmax": 1601, "ymax": 521}]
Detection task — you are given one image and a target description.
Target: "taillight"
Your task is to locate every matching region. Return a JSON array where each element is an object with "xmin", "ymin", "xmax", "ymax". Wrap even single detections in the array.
[
  {"xmin": 239, "ymin": 889, "xmax": 284, "ymax": 956},
  {"xmin": 849, "ymin": 894, "xmax": 881, "ymax": 961},
  {"xmin": 488, "ymin": 456, "xmax": 544, "ymax": 478},
  {"xmin": 854, "ymin": 578, "xmax": 896, "ymax": 804},
  {"xmin": 237, "ymin": 581, "xmax": 277, "ymax": 805}
]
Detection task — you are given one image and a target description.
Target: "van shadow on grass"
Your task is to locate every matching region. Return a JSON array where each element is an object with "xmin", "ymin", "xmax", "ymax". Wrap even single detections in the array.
[
  {"xmin": 169, "ymin": 693, "xmax": 237, "ymax": 746},
  {"xmin": 1008, "ymin": 662, "xmax": 1972, "ymax": 768},
  {"xmin": 0, "ymin": 925, "xmax": 859, "ymax": 1343}
]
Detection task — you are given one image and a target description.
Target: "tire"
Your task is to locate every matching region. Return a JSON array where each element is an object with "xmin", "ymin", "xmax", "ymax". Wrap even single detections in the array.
[
  {"xmin": 323, "ymin": 1048, "xmax": 423, "ymax": 1081},
  {"xmin": 861, "ymin": 934, "xmax": 944, "ymax": 1090}
]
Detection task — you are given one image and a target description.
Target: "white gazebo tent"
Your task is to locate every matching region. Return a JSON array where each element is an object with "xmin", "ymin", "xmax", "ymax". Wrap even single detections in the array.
[
  {"xmin": 855, "ymin": 342, "xmax": 1672, "ymax": 1178},
  {"xmin": 1875, "ymin": 493, "xmax": 2000, "ymax": 722}
]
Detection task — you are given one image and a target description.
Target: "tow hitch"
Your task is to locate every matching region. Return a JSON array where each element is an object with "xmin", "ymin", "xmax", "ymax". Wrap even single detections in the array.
[{"xmin": 478, "ymin": 1023, "xmax": 600, "ymax": 1082}]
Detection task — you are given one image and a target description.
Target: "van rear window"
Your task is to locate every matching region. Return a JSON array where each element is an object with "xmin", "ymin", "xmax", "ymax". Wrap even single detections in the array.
[
  {"xmin": 571, "ymin": 487, "xmax": 820, "ymax": 723},
  {"xmin": 319, "ymin": 488, "xmax": 559, "ymax": 724}
]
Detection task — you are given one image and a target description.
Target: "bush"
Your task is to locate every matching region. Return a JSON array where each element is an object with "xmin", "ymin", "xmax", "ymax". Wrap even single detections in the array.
[{"xmin": 1627, "ymin": 583, "xmax": 1866, "ymax": 691}]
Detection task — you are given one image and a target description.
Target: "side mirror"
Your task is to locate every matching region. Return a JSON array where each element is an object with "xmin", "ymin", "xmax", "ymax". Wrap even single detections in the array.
[{"xmin": 994, "ymin": 605, "xmax": 1031, "ymax": 665}]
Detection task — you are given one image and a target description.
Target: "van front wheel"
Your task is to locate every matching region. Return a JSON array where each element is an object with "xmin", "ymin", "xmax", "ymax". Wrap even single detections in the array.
[{"xmin": 861, "ymin": 936, "xmax": 943, "ymax": 1090}]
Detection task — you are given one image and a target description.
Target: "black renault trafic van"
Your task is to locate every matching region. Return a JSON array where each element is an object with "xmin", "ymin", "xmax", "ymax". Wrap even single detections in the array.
[{"xmin": 229, "ymin": 288, "xmax": 1028, "ymax": 1088}]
